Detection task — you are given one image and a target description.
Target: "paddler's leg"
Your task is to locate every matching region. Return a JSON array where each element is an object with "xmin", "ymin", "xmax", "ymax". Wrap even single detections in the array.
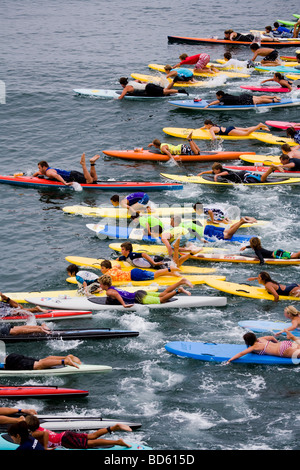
[
  {"xmin": 80, "ymin": 153, "xmax": 100, "ymax": 183},
  {"xmin": 187, "ymin": 131, "xmax": 201, "ymax": 155},
  {"xmin": 223, "ymin": 217, "xmax": 257, "ymax": 239},
  {"xmin": 159, "ymin": 278, "xmax": 193, "ymax": 303}
]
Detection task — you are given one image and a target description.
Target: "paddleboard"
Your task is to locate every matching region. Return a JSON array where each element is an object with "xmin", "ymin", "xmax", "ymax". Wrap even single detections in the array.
[
  {"xmin": 63, "ymin": 205, "xmax": 198, "ymax": 219},
  {"xmin": 265, "ymin": 120, "xmax": 300, "ymax": 130},
  {"xmin": 204, "ymin": 279, "xmax": 300, "ymax": 301},
  {"xmin": 73, "ymin": 88, "xmax": 180, "ymax": 99},
  {"xmin": 165, "ymin": 341, "xmax": 298, "ymax": 364},
  {"xmin": 239, "ymin": 154, "xmax": 281, "ymax": 165},
  {"xmin": 238, "ymin": 320, "xmax": 300, "ymax": 336},
  {"xmin": 109, "ymin": 242, "xmax": 230, "ymax": 255},
  {"xmin": 0, "ymin": 328, "xmax": 140, "ymax": 343},
  {"xmin": 148, "ymin": 63, "xmax": 250, "ymax": 78},
  {"xmin": 65, "ymin": 255, "xmax": 216, "ymax": 274},
  {"xmin": 167, "ymin": 35, "xmax": 300, "ymax": 47},
  {"xmin": 240, "ymin": 85, "xmax": 291, "ymax": 93},
  {"xmin": 255, "ymin": 65, "xmax": 300, "ymax": 74},
  {"xmin": 0, "ymin": 434, "xmax": 151, "ymax": 451},
  {"xmin": 0, "ymin": 310, "xmax": 93, "ymax": 323},
  {"xmin": 0, "ymin": 415, "xmax": 141, "ymax": 432},
  {"xmin": 25, "ymin": 295, "xmax": 227, "ymax": 311},
  {"xmin": 0, "ymin": 386, "xmax": 89, "ymax": 399},
  {"xmin": 0, "ymin": 364, "xmax": 112, "ymax": 377},
  {"xmin": 102, "ymin": 148, "xmax": 256, "ymax": 162},
  {"xmin": 0, "ymin": 175, "xmax": 183, "ymax": 191},
  {"xmin": 168, "ymin": 98, "xmax": 300, "ymax": 111},
  {"xmin": 131, "ymin": 72, "xmax": 220, "ymax": 87},
  {"xmin": 162, "ymin": 127, "xmax": 270, "ymax": 141},
  {"xmin": 277, "ymin": 19, "xmax": 297, "ymax": 26},
  {"xmin": 188, "ymin": 251, "xmax": 300, "ymax": 265},
  {"xmin": 252, "ymin": 134, "xmax": 296, "ymax": 146},
  {"xmin": 161, "ymin": 172, "xmax": 300, "ymax": 186},
  {"xmin": 87, "ymin": 222, "xmax": 252, "ymax": 243},
  {"xmin": 224, "ymin": 165, "xmax": 300, "ymax": 177}
]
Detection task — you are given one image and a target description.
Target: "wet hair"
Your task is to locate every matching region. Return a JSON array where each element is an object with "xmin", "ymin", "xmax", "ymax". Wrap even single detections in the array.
[
  {"xmin": 179, "ymin": 53, "xmax": 188, "ymax": 60},
  {"xmin": 193, "ymin": 202, "xmax": 203, "ymax": 213},
  {"xmin": 280, "ymin": 153, "xmax": 290, "ymax": 162},
  {"xmin": 120, "ymin": 241, "xmax": 133, "ymax": 252},
  {"xmin": 8, "ymin": 421, "xmax": 30, "ymax": 443},
  {"xmin": 98, "ymin": 274, "xmax": 112, "ymax": 287},
  {"xmin": 259, "ymin": 271, "xmax": 278, "ymax": 285},
  {"xmin": 119, "ymin": 77, "xmax": 128, "ymax": 85},
  {"xmin": 25, "ymin": 415, "xmax": 40, "ymax": 432},
  {"xmin": 212, "ymin": 162, "xmax": 223, "ymax": 171},
  {"xmin": 286, "ymin": 127, "xmax": 296, "ymax": 138},
  {"xmin": 164, "ymin": 64, "xmax": 172, "ymax": 71},
  {"xmin": 216, "ymin": 90, "xmax": 225, "ymax": 97},
  {"xmin": 204, "ymin": 119, "xmax": 214, "ymax": 126},
  {"xmin": 249, "ymin": 237, "xmax": 262, "ymax": 250},
  {"xmin": 100, "ymin": 260, "xmax": 112, "ymax": 269},
  {"xmin": 281, "ymin": 143, "xmax": 292, "ymax": 152},
  {"xmin": 284, "ymin": 306, "xmax": 300, "ymax": 318},
  {"xmin": 152, "ymin": 139, "xmax": 161, "ymax": 147},
  {"xmin": 38, "ymin": 161, "xmax": 49, "ymax": 168},
  {"xmin": 265, "ymin": 26, "xmax": 272, "ymax": 32},
  {"xmin": 273, "ymin": 22, "xmax": 280, "ymax": 28},
  {"xmin": 67, "ymin": 264, "xmax": 79, "ymax": 275},
  {"xmin": 224, "ymin": 29, "xmax": 233, "ymax": 35},
  {"xmin": 243, "ymin": 332, "xmax": 257, "ymax": 347},
  {"xmin": 250, "ymin": 43, "xmax": 260, "ymax": 51},
  {"xmin": 274, "ymin": 72, "xmax": 284, "ymax": 80},
  {"xmin": 110, "ymin": 195, "xmax": 120, "ymax": 203},
  {"xmin": 224, "ymin": 52, "xmax": 232, "ymax": 60}
]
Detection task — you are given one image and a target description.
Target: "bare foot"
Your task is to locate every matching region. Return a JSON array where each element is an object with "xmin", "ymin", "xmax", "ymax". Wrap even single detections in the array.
[
  {"xmin": 90, "ymin": 154, "xmax": 100, "ymax": 164},
  {"xmin": 112, "ymin": 423, "xmax": 132, "ymax": 432},
  {"xmin": 242, "ymin": 216, "xmax": 257, "ymax": 224},
  {"xmin": 80, "ymin": 153, "xmax": 86, "ymax": 166},
  {"xmin": 178, "ymin": 286, "xmax": 191, "ymax": 296},
  {"xmin": 180, "ymin": 278, "xmax": 193, "ymax": 289}
]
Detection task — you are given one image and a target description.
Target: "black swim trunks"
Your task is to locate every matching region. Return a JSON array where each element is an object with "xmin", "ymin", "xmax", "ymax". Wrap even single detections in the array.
[
  {"xmin": 145, "ymin": 83, "xmax": 164, "ymax": 96},
  {"xmin": 264, "ymin": 50, "xmax": 279, "ymax": 62},
  {"xmin": 5, "ymin": 353, "xmax": 37, "ymax": 370}
]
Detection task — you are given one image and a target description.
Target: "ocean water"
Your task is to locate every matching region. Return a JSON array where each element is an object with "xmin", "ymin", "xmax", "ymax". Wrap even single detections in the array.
[{"xmin": 1, "ymin": 0, "xmax": 300, "ymax": 451}]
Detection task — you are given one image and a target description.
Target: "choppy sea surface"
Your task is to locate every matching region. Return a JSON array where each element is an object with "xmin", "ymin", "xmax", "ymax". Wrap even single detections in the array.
[{"xmin": 1, "ymin": 0, "xmax": 300, "ymax": 452}]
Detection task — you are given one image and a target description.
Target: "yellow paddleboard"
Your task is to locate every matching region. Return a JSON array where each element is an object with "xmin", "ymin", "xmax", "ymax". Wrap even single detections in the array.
[
  {"xmin": 109, "ymin": 242, "xmax": 229, "ymax": 255},
  {"xmin": 161, "ymin": 172, "xmax": 300, "ymax": 186},
  {"xmin": 148, "ymin": 63, "xmax": 250, "ymax": 78},
  {"xmin": 162, "ymin": 127, "xmax": 271, "ymax": 141},
  {"xmin": 63, "ymin": 205, "xmax": 196, "ymax": 219},
  {"xmin": 4, "ymin": 285, "xmax": 158, "ymax": 303},
  {"xmin": 239, "ymin": 154, "xmax": 281, "ymax": 165},
  {"xmin": 204, "ymin": 279, "xmax": 300, "ymax": 301},
  {"xmin": 65, "ymin": 255, "xmax": 217, "ymax": 275},
  {"xmin": 67, "ymin": 274, "xmax": 226, "ymax": 287},
  {"xmin": 253, "ymin": 134, "xmax": 296, "ymax": 146},
  {"xmin": 131, "ymin": 73, "xmax": 211, "ymax": 88}
]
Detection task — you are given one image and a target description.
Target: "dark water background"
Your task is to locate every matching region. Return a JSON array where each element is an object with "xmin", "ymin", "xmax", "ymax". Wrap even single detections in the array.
[{"xmin": 1, "ymin": 0, "xmax": 300, "ymax": 451}]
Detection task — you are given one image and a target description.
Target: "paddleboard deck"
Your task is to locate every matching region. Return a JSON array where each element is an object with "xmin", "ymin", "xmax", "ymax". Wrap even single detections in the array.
[
  {"xmin": 0, "ymin": 175, "xmax": 183, "ymax": 191},
  {"xmin": 168, "ymin": 98, "xmax": 300, "ymax": 111},
  {"xmin": 73, "ymin": 88, "xmax": 181, "ymax": 99},
  {"xmin": 148, "ymin": 63, "xmax": 250, "ymax": 78},
  {"xmin": 0, "ymin": 386, "xmax": 89, "ymax": 399},
  {"xmin": 188, "ymin": 252, "xmax": 300, "ymax": 265},
  {"xmin": 165, "ymin": 341, "xmax": 298, "ymax": 364},
  {"xmin": 102, "ymin": 148, "xmax": 256, "ymax": 161},
  {"xmin": 239, "ymin": 154, "xmax": 281, "ymax": 165},
  {"xmin": 240, "ymin": 85, "xmax": 292, "ymax": 93},
  {"xmin": 25, "ymin": 295, "xmax": 228, "ymax": 311},
  {"xmin": 161, "ymin": 172, "xmax": 300, "ymax": 186},
  {"xmin": 255, "ymin": 65, "xmax": 300, "ymax": 74},
  {"xmin": 204, "ymin": 279, "xmax": 300, "ymax": 301},
  {"xmin": 265, "ymin": 120, "xmax": 300, "ymax": 130},
  {"xmin": 0, "ymin": 364, "xmax": 112, "ymax": 376},
  {"xmin": 238, "ymin": 320, "xmax": 299, "ymax": 336},
  {"xmin": 162, "ymin": 126, "xmax": 270, "ymax": 140},
  {"xmin": 224, "ymin": 165, "xmax": 300, "ymax": 177},
  {"xmin": 109, "ymin": 242, "xmax": 230, "ymax": 255},
  {"xmin": 167, "ymin": 35, "xmax": 300, "ymax": 47},
  {"xmin": 0, "ymin": 310, "xmax": 93, "ymax": 322},
  {"xmin": 0, "ymin": 328, "xmax": 140, "ymax": 342},
  {"xmin": 63, "ymin": 205, "xmax": 197, "ymax": 219}
]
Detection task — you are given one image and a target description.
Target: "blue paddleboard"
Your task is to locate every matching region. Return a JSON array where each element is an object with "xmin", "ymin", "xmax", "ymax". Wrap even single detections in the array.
[
  {"xmin": 165, "ymin": 341, "xmax": 299, "ymax": 364},
  {"xmin": 255, "ymin": 65, "xmax": 300, "ymax": 74},
  {"xmin": 88, "ymin": 224, "xmax": 251, "ymax": 244},
  {"xmin": 238, "ymin": 320, "xmax": 300, "ymax": 336},
  {"xmin": 168, "ymin": 98, "xmax": 300, "ymax": 111}
]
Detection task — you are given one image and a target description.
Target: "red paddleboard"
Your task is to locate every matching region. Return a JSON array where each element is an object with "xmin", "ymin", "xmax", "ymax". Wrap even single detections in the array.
[
  {"xmin": 240, "ymin": 85, "xmax": 291, "ymax": 93},
  {"xmin": 102, "ymin": 149, "xmax": 256, "ymax": 162},
  {"xmin": 265, "ymin": 120, "xmax": 300, "ymax": 130},
  {"xmin": 0, "ymin": 386, "xmax": 89, "ymax": 398},
  {"xmin": 224, "ymin": 165, "xmax": 300, "ymax": 176},
  {"xmin": 0, "ymin": 310, "xmax": 93, "ymax": 323}
]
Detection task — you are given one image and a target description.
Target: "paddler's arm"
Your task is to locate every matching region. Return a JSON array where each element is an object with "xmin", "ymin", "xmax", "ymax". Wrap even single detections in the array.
[
  {"xmin": 204, "ymin": 99, "xmax": 220, "ymax": 109},
  {"xmin": 197, "ymin": 170, "xmax": 213, "ymax": 176},
  {"xmin": 226, "ymin": 345, "xmax": 255, "ymax": 364},
  {"xmin": 106, "ymin": 289, "xmax": 134, "ymax": 308},
  {"xmin": 159, "ymin": 144, "xmax": 175, "ymax": 160},
  {"xmin": 141, "ymin": 252, "xmax": 163, "ymax": 267},
  {"xmin": 44, "ymin": 168, "xmax": 70, "ymax": 185},
  {"xmin": 117, "ymin": 85, "xmax": 134, "ymax": 100},
  {"xmin": 161, "ymin": 233, "xmax": 173, "ymax": 257},
  {"xmin": 265, "ymin": 282, "xmax": 280, "ymax": 302}
]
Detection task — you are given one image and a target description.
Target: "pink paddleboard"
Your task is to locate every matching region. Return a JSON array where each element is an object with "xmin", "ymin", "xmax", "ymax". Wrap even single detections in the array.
[
  {"xmin": 240, "ymin": 85, "xmax": 290, "ymax": 93},
  {"xmin": 224, "ymin": 165, "xmax": 300, "ymax": 176},
  {"xmin": 265, "ymin": 120, "xmax": 300, "ymax": 130}
]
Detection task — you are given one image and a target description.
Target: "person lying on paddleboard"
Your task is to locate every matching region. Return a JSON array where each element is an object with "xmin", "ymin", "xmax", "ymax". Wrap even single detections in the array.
[
  {"xmin": 223, "ymin": 30, "xmax": 254, "ymax": 42},
  {"xmin": 226, "ymin": 332, "xmax": 300, "ymax": 363},
  {"xmin": 197, "ymin": 162, "xmax": 276, "ymax": 183},
  {"xmin": 213, "ymin": 52, "xmax": 253, "ymax": 69},
  {"xmin": 32, "ymin": 154, "xmax": 100, "ymax": 185},
  {"xmin": 164, "ymin": 65, "xmax": 197, "ymax": 84},
  {"xmin": 192, "ymin": 202, "xmax": 231, "ymax": 224},
  {"xmin": 25, "ymin": 415, "xmax": 133, "ymax": 449},
  {"xmin": 281, "ymin": 143, "xmax": 300, "ymax": 159},
  {"xmin": 204, "ymin": 90, "xmax": 281, "ymax": 108},
  {"xmin": 148, "ymin": 133, "xmax": 201, "ymax": 158},
  {"xmin": 0, "ymin": 292, "xmax": 47, "ymax": 315},
  {"xmin": 201, "ymin": 119, "xmax": 269, "ymax": 139},
  {"xmin": 286, "ymin": 127, "xmax": 300, "ymax": 148},
  {"xmin": 250, "ymin": 43, "xmax": 281, "ymax": 66},
  {"xmin": 98, "ymin": 274, "xmax": 193, "ymax": 308},
  {"xmin": 172, "ymin": 52, "xmax": 219, "ymax": 74},
  {"xmin": 99, "ymin": 260, "xmax": 182, "ymax": 283},
  {"xmin": 110, "ymin": 192, "xmax": 151, "ymax": 217},
  {"xmin": 272, "ymin": 22, "xmax": 293, "ymax": 38},
  {"xmin": 247, "ymin": 271, "xmax": 300, "ymax": 302},
  {"xmin": 117, "ymin": 77, "xmax": 188, "ymax": 99},
  {"xmin": 260, "ymin": 72, "xmax": 294, "ymax": 91},
  {"xmin": 262, "ymin": 26, "xmax": 281, "ymax": 41},
  {"xmin": 274, "ymin": 153, "xmax": 300, "ymax": 172},
  {"xmin": 66, "ymin": 265, "xmax": 102, "ymax": 295},
  {"xmin": 0, "ymin": 407, "xmax": 37, "ymax": 426},
  {"xmin": 274, "ymin": 306, "xmax": 300, "ymax": 337},
  {"xmin": 240, "ymin": 236, "xmax": 300, "ymax": 264},
  {"xmin": 8, "ymin": 421, "xmax": 45, "ymax": 451},
  {"xmin": 3, "ymin": 353, "xmax": 82, "ymax": 370}
]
